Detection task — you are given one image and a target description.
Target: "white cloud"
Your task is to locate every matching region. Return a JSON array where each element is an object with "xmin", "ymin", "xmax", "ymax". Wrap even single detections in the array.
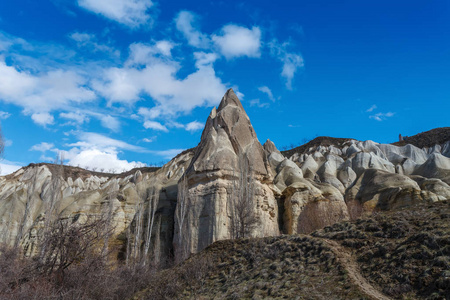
[
  {"xmin": 175, "ymin": 11, "xmax": 210, "ymax": 48},
  {"xmin": 212, "ymin": 25, "xmax": 261, "ymax": 59},
  {"xmin": 69, "ymin": 32, "xmax": 119, "ymax": 56},
  {"xmin": 77, "ymin": 0, "xmax": 154, "ymax": 28},
  {"xmin": 369, "ymin": 112, "xmax": 395, "ymax": 121},
  {"xmin": 94, "ymin": 49, "xmax": 227, "ymax": 118},
  {"xmin": 126, "ymin": 42, "xmax": 175, "ymax": 66},
  {"xmin": 100, "ymin": 115, "xmax": 120, "ymax": 131},
  {"xmin": 142, "ymin": 136, "xmax": 156, "ymax": 143},
  {"xmin": 143, "ymin": 120, "xmax": 168, "ymax": 132},
  {"xmin": 0, "ymin": 160, "xmax": 22, "ymax": 176},
  {"xmin": 60, "ymin": 111, "xmax": 89, "ymax": 125},
  {"xmin": 269, "ymin": 40, "xmax": 304, "ymax": 89},
  {"xmin": 4, "ymin": 139, "xmax": 12, "ymax": 147},
  {"xmin": 138, "ymin": 107, "xmax": 161, "ymax": 119},
  {"xmin": 30, "ymin": 142, "xmax": 55, "ymax": 152},
  {"xmin": 249, "ymin": 99, "xmax": 270, "ymax": 108},
  {"xmin": 67, "ymin": 148, "xmax": 142, "ymax": 172},
  {"xmin": 152, "ymin": 148, "xmax": 184, "ymax": 159},
  {"xmin": 0, "ymin": 59, "xmax": 96, "ymax": 123},
  {"xmin": 27, "ymin": 132, "xmax": 150, "ymax": 173},
  {"xmin": 67, "ymin": 132, "xmax": 147, "ymax": 152},
  {"xmin": 366, "ymin": 105, "xmax": 377, "ymax": 112},
  {"xmin": 31, "ymin": 112, "xmax": 54, "ymax": 126},
  {"xmin": 258, "ymin": 86, "xmax": 275, "ymax": 101},
  {"xmin": 185, "ymin": 120, "xmax": 204, "ymax": 132},
  {"xmin": 0, "ymin": 111, "xmax": 11, "ymax": 119},
  {"xmin": 193, "ymin": 52, "xmax": 218, "ymax": 68}
]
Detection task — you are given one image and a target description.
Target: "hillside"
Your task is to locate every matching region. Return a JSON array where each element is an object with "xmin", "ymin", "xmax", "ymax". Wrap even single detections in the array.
[
  {"xmin": 281, "ymin": 127, "xmax": 450, "ymax": 159},
  {"xmin": 393, "ymin": 127, "xmax": 450, "ymax": 148},
  {"xmin": 139, "ymin": 200, "xmax": 450, "ymax": 300},
  {"xmin": 281, "ymin": 136, "xmax": 355, "ymax": 158}
]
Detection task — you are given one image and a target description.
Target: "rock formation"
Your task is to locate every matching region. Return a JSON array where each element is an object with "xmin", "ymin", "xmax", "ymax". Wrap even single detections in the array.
[
  {"xmin": 0, "ymin": 89, "xmax": 449, "ymax": 263},
  {"xmin": 174, "ymin": 89, "xmax": 279, "ymax": 260}
]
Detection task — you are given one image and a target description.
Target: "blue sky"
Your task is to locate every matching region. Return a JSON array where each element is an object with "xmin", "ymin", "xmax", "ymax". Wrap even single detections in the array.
[{"xmin": 0, "ymin": 0, "xmax": 449, "ymax": 174}]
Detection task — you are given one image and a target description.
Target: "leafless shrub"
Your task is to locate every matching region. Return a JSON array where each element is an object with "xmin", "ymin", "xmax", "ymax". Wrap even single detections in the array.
[{"xmin": 229, "ymin": 152, "xmax": 259, "ymax": 239}]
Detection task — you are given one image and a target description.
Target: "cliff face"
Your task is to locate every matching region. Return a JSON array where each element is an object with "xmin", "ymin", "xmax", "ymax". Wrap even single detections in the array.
[
  {"xmin": 0, "ymin": 150, "xmax": 194, "ymax": 262},
  {"xmin": 174, "ymin": 89, "xmax": 279, "ymax": 260},
  {"xmin": 0, "ymin": 89, "xmax": 449, "ymax": 263}
]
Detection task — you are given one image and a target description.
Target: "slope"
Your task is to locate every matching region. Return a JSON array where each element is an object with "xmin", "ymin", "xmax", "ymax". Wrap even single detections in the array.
[{"xmin": 138, "ymin": 200, "xmax": 449, "ymax": 300}]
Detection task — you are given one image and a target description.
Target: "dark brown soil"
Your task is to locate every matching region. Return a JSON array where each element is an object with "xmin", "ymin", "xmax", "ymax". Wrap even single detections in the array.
[
  {"xmin": 313, "ymin": 200, "xmax": 450, "ymax": 300},
  {"xmin": 281, "ymin": 136, "xmax": 354, "ymax": 158},
  {"xmin": 393, "ymin": 127, "xmax": 450, "ymax": 148},
  {"xmin": 138, "ymin": 201, "xmax": 449, "ymax": 300}
]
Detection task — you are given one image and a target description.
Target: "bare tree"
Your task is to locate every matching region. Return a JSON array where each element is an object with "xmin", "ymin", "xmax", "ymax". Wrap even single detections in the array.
[
  {"xmin": 175, "ymin": 175, "xmax": 189, "ymax": 263},
  {"xmin": 36, "ymin": 216, "xmax": 110, "ymax": 277},
  {"xmin": 229, "ymin": 152, "xmax": 259, "ymax": 239},
  {"xmin": 38, "ymin": 154, "xmax": 64, "ymax": 263}
]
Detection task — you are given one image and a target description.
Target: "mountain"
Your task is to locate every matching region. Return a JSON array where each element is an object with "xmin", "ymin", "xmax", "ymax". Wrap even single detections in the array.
[{"xmin": 0, "ymin": 88, "xmax": 449, "ymax": 266}]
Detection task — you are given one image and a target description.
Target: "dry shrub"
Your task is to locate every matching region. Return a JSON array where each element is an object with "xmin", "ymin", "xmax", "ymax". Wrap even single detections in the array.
[{"xmin": 0, "ymin": 215, "xmax": 157, "ymax": 300}]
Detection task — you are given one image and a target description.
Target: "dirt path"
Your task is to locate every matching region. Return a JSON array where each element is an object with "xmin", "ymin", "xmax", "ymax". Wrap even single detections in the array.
[{"xmin": 322, "ymin": 239, "xmax": 392, "ymax": 300}]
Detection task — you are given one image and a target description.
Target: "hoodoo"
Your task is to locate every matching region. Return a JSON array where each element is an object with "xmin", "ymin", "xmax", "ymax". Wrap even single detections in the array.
[{"xmin": 174, "ymin": 89, "xmax": 279, "ymax": 260}]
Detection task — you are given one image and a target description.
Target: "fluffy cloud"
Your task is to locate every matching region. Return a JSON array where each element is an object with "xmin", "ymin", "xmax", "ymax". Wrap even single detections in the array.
[
  {"xmin": 212, "ymin": 25, "xmax": 261, "ymax": 59},
  {"xmin": 193, "ymin": 52, "xmax": 218, "ymax": 68},
  {"xmin": 67, "ymin": 148, "xmax": 143, "ymax": 172},
  {"xmin": 31, "ymin": 112, "xmax": 54, "ymax": 126},
  {"xmin": 0, "ymin": 59, "xmax": 96, "ymax": 124},
  {"xmin": 185, "ymin": 120, "xmax": 204, "ymax": 132},
  {"xmin": 0, "ymin": 160, "xmax": 22, "ymax": 176},
  {"xmin": 28, "ymin": 132, "xmax": 185, "ymax": 172},
  {"xmin": 0, "ymin": 111, "xmax": 11, "ymax": 119},
  {"xmin": 175, "ymin": 11, "xmax": 210, "ymax": 48},
  {"xmin": 60, "ymin": 111, "xmax": 89, "ymax": 125},
  {"xmin": 94, "ymin": 42, "xmax": 227, "ymax": 118},
  {"xmin": 30, "ymin": 142, "xmax": 55, "ymax": 152},
  {"xmin": 77, "ymin": 0, "xmax": 154, "ymax": 28},
  {"xmin": 127, "ymin": 41, "xmax": 175, "ymax": 66},
  {"xmin": 269, "ymin": 40, "xmax": 304, "ymax": 89},
  {"xmin": 143, "ymin": 120, "xmax": 168, "ymax": 132},
  {"xmin": 100, "ymin": 115, "xmax": 121, "ymax": 131},
  {"xmin": 67, "ymin": 132, "xmax": 147, "ymax": 152},
  {"xmin": 369, "ymin": 112, "xmax": 395, "ymax": 121}
]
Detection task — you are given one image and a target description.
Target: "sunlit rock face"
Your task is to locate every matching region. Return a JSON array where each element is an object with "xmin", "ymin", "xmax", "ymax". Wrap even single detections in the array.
[
  {"xmin": 174, "ymin": 89, "xmax": 279, "ymax": 260},
  {"xmin": 281, "ymin": 135, "xmax": 450, "ymax": 220}
]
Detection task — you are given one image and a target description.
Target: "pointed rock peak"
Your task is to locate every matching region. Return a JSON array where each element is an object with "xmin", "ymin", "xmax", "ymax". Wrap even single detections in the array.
[
  {"xmin": 217, "ymin": 88, "xmax": 244, "ymax": 112},
  {"xmin": 209, "ymin": 106, "xmax": 217, "ymax": 119},
  {"xmin": 264, "ymin": 139, "xmax": 281, "ymax": 154}
]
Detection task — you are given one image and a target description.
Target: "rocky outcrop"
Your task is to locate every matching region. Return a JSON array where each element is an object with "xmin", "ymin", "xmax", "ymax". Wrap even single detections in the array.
[
  {"xmin": 0, "ymin": 149, "xmax": 194, "ymax": 262},
  {"xmin": 282, "ymin": 135, "xmax": 450, "ymax": 221},
  {"xmin": 174, "ymin": 89, "xmax": 279, "ymax": 259}
]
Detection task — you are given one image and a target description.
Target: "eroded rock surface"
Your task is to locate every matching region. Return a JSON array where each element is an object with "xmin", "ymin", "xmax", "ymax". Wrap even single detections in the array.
[{"xmin": 0, "ymin": 90, "xmax": 449, "ymax": 263}]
